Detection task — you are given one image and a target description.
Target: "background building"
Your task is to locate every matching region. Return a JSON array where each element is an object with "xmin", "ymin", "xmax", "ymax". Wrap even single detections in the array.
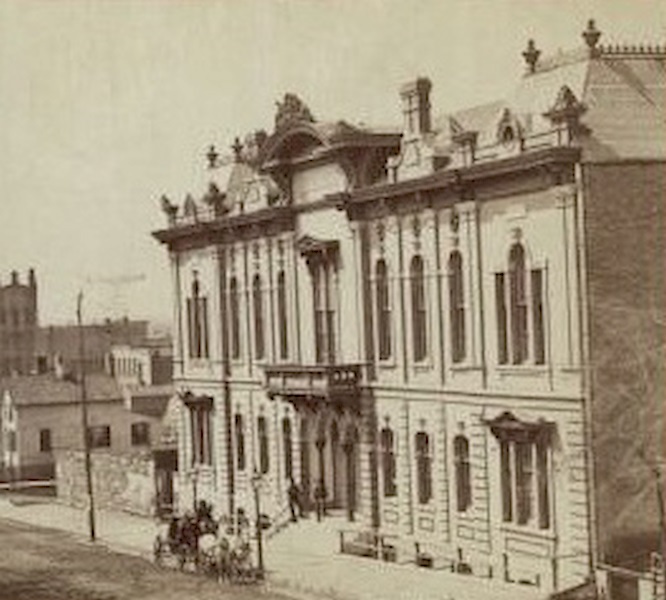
[
  {"xmin": 0, "ymin": 269, "xmax": 38, "ymax": 377},
  {"xmin": 154, "ymin": 22, "xmax": 664, "ymax": 599}
]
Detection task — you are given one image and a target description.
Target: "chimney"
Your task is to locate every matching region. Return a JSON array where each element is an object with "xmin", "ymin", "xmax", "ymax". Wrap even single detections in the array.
[
  {"xmin": 400, "ymin": 77, "xmax": 432, "ymax": 135},
  {"xmin": 28, "ymin": 268, "xmax": 36, "ymax": 288},
  {"xmin": 54, "ymin": 353, "xmax": 65, "ymax": 380},
  {"xmin": 10, "ymin": 270, "xmax": 19, "ymax": 286}
]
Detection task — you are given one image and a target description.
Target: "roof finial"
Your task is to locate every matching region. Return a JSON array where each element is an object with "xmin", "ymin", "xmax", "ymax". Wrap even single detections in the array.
[
  {"xmin": 582, "ymin": 19, "xmax": 602, "ymax": 56},
  {"xmin": 231, "ymin": 137, "xmax": 243, "ymax": 163},
  {"xmin": 522, "ymin": 39, "xmax": 541, "ymax": 74},
  {"xmin": 206, "ymin": 145, "xmax": 219, "ymax": 170}
]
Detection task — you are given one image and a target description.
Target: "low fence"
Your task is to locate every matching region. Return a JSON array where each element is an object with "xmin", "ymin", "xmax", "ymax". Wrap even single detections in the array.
[{"xmin": 55, "ymin": 449, "xmax": 156, "ymax": 517}]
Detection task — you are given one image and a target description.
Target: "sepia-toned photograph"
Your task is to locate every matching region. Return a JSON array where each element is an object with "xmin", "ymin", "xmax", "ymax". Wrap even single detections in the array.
[{"xmin": 0, "ymin": 1, "xmax": 664, "ymax": 599}]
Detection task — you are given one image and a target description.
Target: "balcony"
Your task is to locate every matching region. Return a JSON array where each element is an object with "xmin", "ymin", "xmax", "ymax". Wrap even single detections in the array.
[{"xmin": 263, "ymin": 364, "xmax": 363, "ymax": 413}]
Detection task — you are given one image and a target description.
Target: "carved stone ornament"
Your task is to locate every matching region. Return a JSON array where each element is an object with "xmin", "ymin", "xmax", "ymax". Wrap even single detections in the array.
[
  {"xmin": 450, "ymin": 208, "xmax": 460, "ymax": 233},
  {"xmin": 275, "ymin": 93, "xmax": 315, "ymax": 131}
]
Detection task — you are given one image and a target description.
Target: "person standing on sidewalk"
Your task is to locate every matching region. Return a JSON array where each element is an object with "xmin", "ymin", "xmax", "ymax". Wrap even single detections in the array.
[{"xmin": 314, "ymin": 480, "xmax": 326, "ymax": 522}]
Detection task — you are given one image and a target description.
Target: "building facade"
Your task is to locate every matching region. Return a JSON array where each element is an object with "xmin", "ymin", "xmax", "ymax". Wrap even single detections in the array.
[{"xmin": 154, "ymin": 22, "xmax": 664, "ymax": 598}]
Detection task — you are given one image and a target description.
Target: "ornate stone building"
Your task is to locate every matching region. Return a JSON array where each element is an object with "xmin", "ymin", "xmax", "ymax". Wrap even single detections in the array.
[{"xmin": 154, "ymin": 21, "xmax": 664, "ymax": 598}]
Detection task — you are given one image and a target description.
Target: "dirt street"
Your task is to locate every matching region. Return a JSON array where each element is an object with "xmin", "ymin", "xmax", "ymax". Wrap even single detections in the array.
[{"xmin": 0, "ymin": 518, "xmax": 292, "ymax": 600}]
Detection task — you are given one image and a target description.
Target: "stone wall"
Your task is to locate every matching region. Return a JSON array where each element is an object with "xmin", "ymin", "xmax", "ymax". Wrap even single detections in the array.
[{"xmin": 55, "ymin": 449, "xmax": 155, "ymax": 516}]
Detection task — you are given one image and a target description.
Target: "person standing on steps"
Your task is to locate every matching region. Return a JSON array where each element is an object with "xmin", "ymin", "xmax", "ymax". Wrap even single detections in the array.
[{"xmin": 287, "ymin": 478, "xmax": 300, "ymax": 522}]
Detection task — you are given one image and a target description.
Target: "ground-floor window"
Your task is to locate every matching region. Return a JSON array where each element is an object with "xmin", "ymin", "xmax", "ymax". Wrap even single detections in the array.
[
  {"xmin": 380, "ymin": 426, "xmax": 397, "ymax": 498},
  {"xmin": 415, "ymin": 431, "xmax": 432, "ymax": 504},
  {"xmin": 500, "ymin": 437, "xmax": 550, "ymax": 529},
  {"xmin": 283, "ymin": 418, "xmax": 293, "ymax": 480},
  {"xmin": 258, "ymin": 416, "xmax": 270, "ymax": 475},
  {"xmin": 184, "ymin": 395, "xmax": 213, "ymax": 466},
  {"xmin": 454, "ymin": 435, "xmax": 471, "ymax": 512}
]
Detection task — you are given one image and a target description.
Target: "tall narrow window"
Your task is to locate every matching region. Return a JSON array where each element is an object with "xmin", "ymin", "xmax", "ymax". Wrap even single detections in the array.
[
  {"xmin": 500, "ymin": 440, "xmax": 513, "ymax": 522},
  {"xmin": 448, "ymin": 251, "xmax": 466, "ymax": 363},
  {"xmin": 509, "ymin": 244, "xmax": 528, "ymax": 364},
  {"xmin": 531, "ymin": 269, "xmax": 545, "ymax": 365},
  {"xmin": 187, "ymin": 279, "xmax": 209, "ymax": 359},
  {"xmin": 190, "ymin": 404, "xmax": 212, "ymax": 465},
  {"xmin": 410, "ymin": 255, "xmax": 427, "ymax": 362},
  {"xmin": 39, "ymin": 429, "xmax": 52, "ymax": 453},
  {"xmin": 253, "ymin": 274, "xmax": 265, "ymax": 360},
  {"xmin": 454, "ymin": 435, "xmax": 471, "ymax": 512},
  {"xmin": 282, "ymin": 418, "xmax": 293, "ymax": 480},
  {"xmin": 415, "ymin": 431, "xmax": 432, "ymax": 504},
  {"xmin": 313, "ymin": 265, "xmax": 326, "ymax": 364},
  {"xmin": 277, "ymin": 270, "xmax": 289, "ymax": 360},
  {"xmin": 258, "ymin": 416, "xmax": 270, "ymax": 474},
  {"xmin": 234, "ymin": 414, "xmax": 246, "ymax": 471},
  {"xmin": 312, "ymin": 261, "xmax": 336, "ymax": 364},
  {"xmin": 495, "ymin": 273, "xmax": 508, "ymax": 364},
  {"xmin": 515, "ymin": 441, "xmax": 533, "ymax": 525},
  {"xmin": 380, "ymin": 427, "xmax": 397, "ymax": 497},
  {"xmin": 230, "ymin": 277, "xmax": 241, "ymax": 360},
  {"xmin": 536, "ymin": 440, "xmax": 550, "ymax": 529},
  {"xmin": 376, "ymin": 260, "xmax": 392, "ymax": 360}
]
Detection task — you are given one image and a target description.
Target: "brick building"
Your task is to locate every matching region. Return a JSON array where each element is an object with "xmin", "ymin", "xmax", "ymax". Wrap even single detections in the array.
[
  {"xmin": 154, "ymin": 21, "xmax": 664, "ymax": 599},
  {"xmin": 0, "ymin": 269, "xmax": 38, "ymax": 377}
]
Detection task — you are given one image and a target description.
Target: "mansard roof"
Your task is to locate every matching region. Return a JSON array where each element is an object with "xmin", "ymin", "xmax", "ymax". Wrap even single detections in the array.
[{"xmin": 431, "ymin": 43, "xmax": 666, "ymax": 163}]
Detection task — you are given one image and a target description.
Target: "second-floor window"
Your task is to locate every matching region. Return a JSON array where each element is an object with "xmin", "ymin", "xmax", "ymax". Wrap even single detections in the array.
[
  {"xmin": 277, "ymin": 270, "xmax": 289, "ymax": 360},
  {"xmin": 496, "ymin": 243, "xmax": 546, "ymax": 365},
  {"xmin": 252, "ymin": 274, "xmax": 265, "ymax": 360},
  {"xmin": 375, "ymin": 259, "xmax": 392, "ymax": 360},
  {"xmin": 312, "ymin": 261, "xmax": 336, "ymax": 364},
  {"xmin": 187, "ymin": 278, "xmax": 209, "ymax": 359},
  {"xmin": 410, "ymin": 255, "xmax": 428, "ymax": 362},
  {"xmin": 448, "ymin": 251, "xmax": 466, "ymax": 363},
  {"xmin": 229, "ymin": 277, "xmax": 241, "ymax": 360}
]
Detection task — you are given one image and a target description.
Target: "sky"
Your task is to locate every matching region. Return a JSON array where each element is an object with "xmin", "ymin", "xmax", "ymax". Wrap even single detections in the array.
[{"xmin": 0, "ymin": 0, "xmax": 664, "ymax": 326}]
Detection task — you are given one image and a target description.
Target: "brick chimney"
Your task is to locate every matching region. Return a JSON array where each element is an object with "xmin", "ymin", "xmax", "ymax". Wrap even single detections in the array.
[{"xmin": 400, "ymin": 77, "xmax": 432, "ymax": 135}]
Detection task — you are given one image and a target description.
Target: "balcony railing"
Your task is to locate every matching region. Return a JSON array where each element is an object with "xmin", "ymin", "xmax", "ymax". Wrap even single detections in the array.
[{"xmin": 263, "ymin": 363, "xmax": 362, "ymax": 411}]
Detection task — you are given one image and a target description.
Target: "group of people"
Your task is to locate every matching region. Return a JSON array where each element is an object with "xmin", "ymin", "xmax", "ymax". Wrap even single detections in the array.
[{"xmin": 288, "ymin": 478, "xmax": 328, "ymax": 522}]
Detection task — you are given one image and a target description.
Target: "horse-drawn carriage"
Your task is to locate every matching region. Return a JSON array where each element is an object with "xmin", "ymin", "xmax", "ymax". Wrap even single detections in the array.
[{"xmin": 153, "ymin": 501, "xmax": 263, "ymax": 584}]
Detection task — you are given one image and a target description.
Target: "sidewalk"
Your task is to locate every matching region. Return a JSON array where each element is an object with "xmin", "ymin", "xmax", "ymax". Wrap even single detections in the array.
[{"xmin": 0, "ymin": 495, "xmax": 547, "ymax": 600}]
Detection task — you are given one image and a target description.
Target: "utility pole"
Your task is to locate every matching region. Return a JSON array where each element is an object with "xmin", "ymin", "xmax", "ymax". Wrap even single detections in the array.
[{"xmin": 77, "ymin": 292, "xmax": 96, "ymax": 542}]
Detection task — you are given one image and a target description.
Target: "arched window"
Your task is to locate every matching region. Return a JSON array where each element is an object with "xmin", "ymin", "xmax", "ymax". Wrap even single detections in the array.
[
  {"xmin": 258, "ymin": 415, "xmax": 269, "ymax": 474},
  {"xmin": 410, "ymin": 255, "xmax": 427, "ymax": 362},
  {"xmin": 282, "ymin": 417, "xmax": 293, "ymax": 479},
  {"xmin": 509, "ymin": 243, "xmax": 528, "ymax": 364},
  {"xmin": 187, "ymin": 278, "xmax": 209, "ymax": 359},
  {"xmin": 229, "ymin": 277, "xmax": 241, "ymax": 360},
  {"xmin": 277, "ymin": 270, "xmax": 289, "ymax": 360},
  {"xmin": 234, "ymin": 414, "xmax": 245, "ymax": 471},
  {"xmin": 448, "ymin": 251, "xmax": 465, "ymax": 363},
  {"xmin": 375, "ymin": 260, "xmax": 392, "ymax": 360},
  {"xmin": 252, "ymin": 274, "xmax": 265, "ymax": 360},
  {"xmin": 454, "ymin": 435, "xmax": 471, "ymax": 512},
  {"xmin": 415, "ymin": 431, "xmax": 432, "ymax": 504},
  {"xmin": 380, "ymin": 426, "xmax": 397, "ymax": 497}
]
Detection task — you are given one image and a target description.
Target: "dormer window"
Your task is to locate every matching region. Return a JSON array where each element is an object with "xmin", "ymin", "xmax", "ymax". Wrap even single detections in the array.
[{"xmin": 501, "ymin": 125, "xmax": 515, "ymax": 145}]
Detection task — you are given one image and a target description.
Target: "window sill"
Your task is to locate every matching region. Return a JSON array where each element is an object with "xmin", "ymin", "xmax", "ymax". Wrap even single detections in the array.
[
  {"xmin": 449, "ymin": 363, "xmax": 483, "ymax": 373},
  {"xmin": 500, "ymin": 523, "xmax": 556, "ymax": 542},
  {"xmin": 496, "ymin": 365, "xmax": 548, "ymax": 377},
  {"xmin": 377, "ymin": 360, "xmax": 398, "ymax": 370}
]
